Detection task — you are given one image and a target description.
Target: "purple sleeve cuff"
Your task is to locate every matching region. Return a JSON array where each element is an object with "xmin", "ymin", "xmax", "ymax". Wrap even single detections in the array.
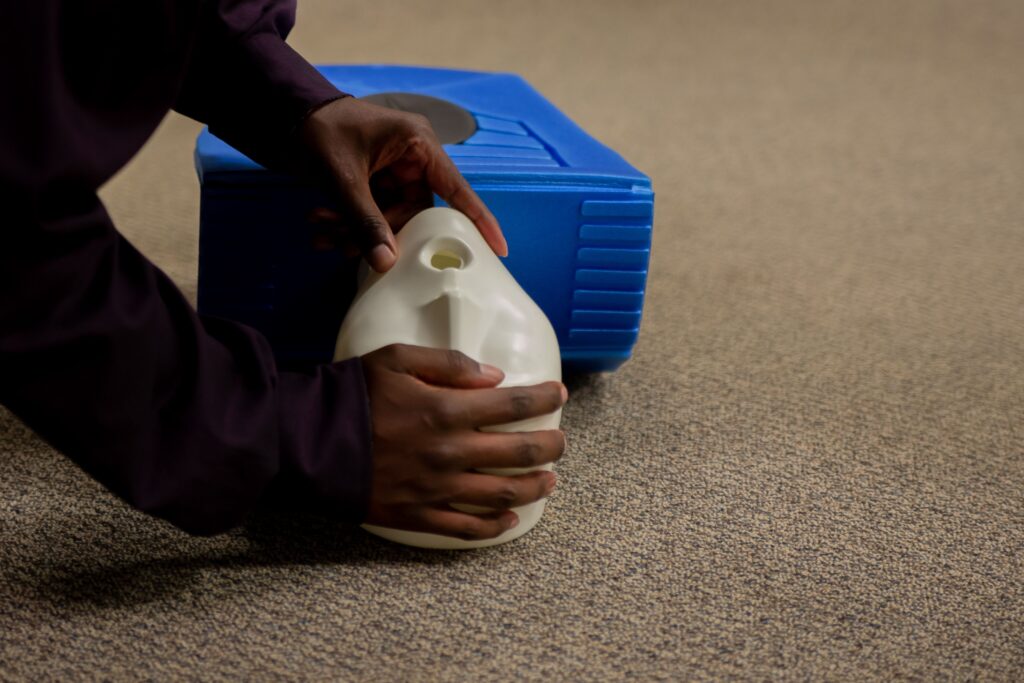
[
  {"xmin": 173, "ymin": 4, "xmax": 349, "ymax": 169},
  {"xmin": 274, "ymin": 359, "xmax": 374, "ymax": 523},
  {"xmin": 212, "ymin": 31, "xmax": 348, "ymax": 167}
]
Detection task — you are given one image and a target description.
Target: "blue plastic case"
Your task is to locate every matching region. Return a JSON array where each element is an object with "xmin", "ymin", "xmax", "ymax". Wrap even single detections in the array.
[{"xmin": 194, "ymin": 65, "xmax": 654, "ymax": 372}]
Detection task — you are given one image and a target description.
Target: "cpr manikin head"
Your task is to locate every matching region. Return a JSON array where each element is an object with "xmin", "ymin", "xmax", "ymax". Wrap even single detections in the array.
[{"xmin": 334, "ymin": 207, "xmax": 562, "ymax": 549}]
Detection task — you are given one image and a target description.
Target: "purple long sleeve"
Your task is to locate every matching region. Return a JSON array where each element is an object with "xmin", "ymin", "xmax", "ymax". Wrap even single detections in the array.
[
  {"xmin": 0, "ymin": 1, "xmax": 372, "ymax": 535},
  {"xmin": 174, "ymin": 0, "xmax": 349, "ymax": 168}
]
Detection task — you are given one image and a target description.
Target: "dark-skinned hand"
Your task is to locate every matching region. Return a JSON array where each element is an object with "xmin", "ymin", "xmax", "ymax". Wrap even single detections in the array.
[
  {"xmin": 298, "ymin": 96, "xmax": 507, "ymax": 271},
  {"xmin": 297, "ymin": 98, "xmax": 561, "ymax": 540},
  {"xmin": 361, "ymin": 344, "xmax": 568, "ymax": 541}
]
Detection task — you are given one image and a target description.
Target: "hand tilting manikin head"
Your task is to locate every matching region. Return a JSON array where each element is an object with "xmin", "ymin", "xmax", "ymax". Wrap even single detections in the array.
[{"xmin": 298, "ymin": 96, "xmax": 507, "ymax": 271}]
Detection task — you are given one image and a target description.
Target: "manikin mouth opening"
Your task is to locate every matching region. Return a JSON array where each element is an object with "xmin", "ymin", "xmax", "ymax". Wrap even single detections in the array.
[
  {"xmin": 430, "ymin": 250, "xmax": 464, "ymax": 270},
  {"xmin": 422, "ymin": 236, "xmax": 473, "ymax": 272}
]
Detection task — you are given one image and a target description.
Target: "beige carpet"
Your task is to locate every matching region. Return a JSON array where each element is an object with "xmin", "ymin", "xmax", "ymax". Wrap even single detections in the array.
[{"xmin": 2, "ymin": 0, "xmax": 1023, "ymax": 679}]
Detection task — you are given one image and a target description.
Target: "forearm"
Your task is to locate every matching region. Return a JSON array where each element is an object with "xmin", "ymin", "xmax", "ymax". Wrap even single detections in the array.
[{"xmin": 0, "ymin": 195, "xmax": 371, "ymax": 534}]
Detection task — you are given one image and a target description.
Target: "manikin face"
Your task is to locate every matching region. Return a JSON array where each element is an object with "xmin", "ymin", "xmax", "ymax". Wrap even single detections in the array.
[{"xmin": 335, "ymin": 207, "xmax": 561, "ymax": 390}]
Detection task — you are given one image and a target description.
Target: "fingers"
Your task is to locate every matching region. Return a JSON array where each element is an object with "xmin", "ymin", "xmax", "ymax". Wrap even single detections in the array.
[
  {"xmin": 449, "ymin": 470, "xmax": 556, "ymax": 510},
  {"xmin": 391, "ymin": 470, "xmax": 555, "ymax": 540},
  {"xmin": 415, "ymin": 506, "xmax": 519, "ymax": 541},
  {"xmin": 307, "ymin": 207, "xmax": 358, "ymax": 254},
  {"xmin": 454, "ymin": 429, "xmax": 566, "ymax": 470},
  {"xmin": 326, "ymin": 161, "xmax": 398, "ymax": 272},
  {"xmin": 378, "ymin": 344, "xmax": 505, "ymax": 388},
  {"xmin": 433, "ymin": 381, "xmax": 567, "ymax": 429},
  {"xmin": 308, "ymin": 206, "xmax": 344, "ymax": 224},
  {"xmin": 426, "ymin": 151, "xmax": 508, "ymax": 257},
  {"xmin": 380, "ymin": 195, "xmax": 432, "ymax": 233},
  {"xmin": 300, "ymin": 97, "xmax": 505, "ymax": 269},
  {"xmin": 361, "ymin": 342, "xmax": 568, "ymax": 544},
  {"xmin": 385, "ymin": 115, "xmax": 505, "ymax": 255}
]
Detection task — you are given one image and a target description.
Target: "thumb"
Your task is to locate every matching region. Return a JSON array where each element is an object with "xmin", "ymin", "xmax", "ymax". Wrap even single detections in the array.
[{"xmin": 329, "ymin": 163, "xmax": 397, "ymax": 272}]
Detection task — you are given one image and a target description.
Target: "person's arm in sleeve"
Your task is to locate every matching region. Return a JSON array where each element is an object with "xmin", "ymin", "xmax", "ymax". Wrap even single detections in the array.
[
  {"xmin": 173, "ymin": 0, "xmax": 348, "ymax": 171},
  {"xmin": 173, "ymin": 0, "xmax": 506, "ymax": 271},
  {"xmin": 0, "ymin": 200, "xmax": 373, "ymax": 535},
  {"xmin": 0, "ymin": 2, "xmax": 372, "ymax": 536},
  {"xmin": 1, "ymin": 0, "xmax": 547, "ymax": 542}
]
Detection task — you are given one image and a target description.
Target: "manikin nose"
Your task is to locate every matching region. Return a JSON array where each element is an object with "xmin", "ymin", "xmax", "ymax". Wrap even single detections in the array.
[{"xmin": 418, "ymin": 236, "xmax": 479, "ymax": 350}]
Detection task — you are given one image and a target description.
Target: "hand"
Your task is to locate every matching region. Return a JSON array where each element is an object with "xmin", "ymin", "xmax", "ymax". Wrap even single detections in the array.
[
  {"xmin": 361, "ymin": 344, "xmax": 568, "ymax": 541},
  {"xmin": 298, "ymin": 97, "xmax": 507, "ymax": 272}
]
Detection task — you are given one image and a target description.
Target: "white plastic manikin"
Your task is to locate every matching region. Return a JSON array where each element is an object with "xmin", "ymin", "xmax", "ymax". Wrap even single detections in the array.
[{"xmin": 334, "ymin": 207, "xmax": 562, "ymax": 549}]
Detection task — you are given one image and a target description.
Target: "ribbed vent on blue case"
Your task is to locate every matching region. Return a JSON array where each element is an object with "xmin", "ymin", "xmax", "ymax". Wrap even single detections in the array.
[
  {"xmin": 570, "ymin": 196, "xmax": 652, "ymax": 353},
  {"xmin": 444, "ymin": 114, "xmax": 563, "ymax": 169}
]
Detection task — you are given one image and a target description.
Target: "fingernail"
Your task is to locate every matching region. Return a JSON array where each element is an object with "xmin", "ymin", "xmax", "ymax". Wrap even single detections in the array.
[
  {"xmin": 560, "ymin": 384, "xmax": 569, "ymax": 404},
  {"xmin": 370, "ymin": 243, "xmax": 394, "ymax": 269},
  {"xmin": 481, "ymin": 364, "xmax": 504, "ymax": 382},
  {"xmin": 508, "ymin": 515, "xmax": 520, "ymax": 529},
  {"xmin": 544, "ymin": 474, "xmax": 557, "ymax": 495}
]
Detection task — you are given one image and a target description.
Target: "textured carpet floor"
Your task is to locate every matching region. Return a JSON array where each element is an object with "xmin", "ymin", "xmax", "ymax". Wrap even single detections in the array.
[{"xmin": 2, "ymin": 0, "xmax": 1023, "ymax": 680}]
